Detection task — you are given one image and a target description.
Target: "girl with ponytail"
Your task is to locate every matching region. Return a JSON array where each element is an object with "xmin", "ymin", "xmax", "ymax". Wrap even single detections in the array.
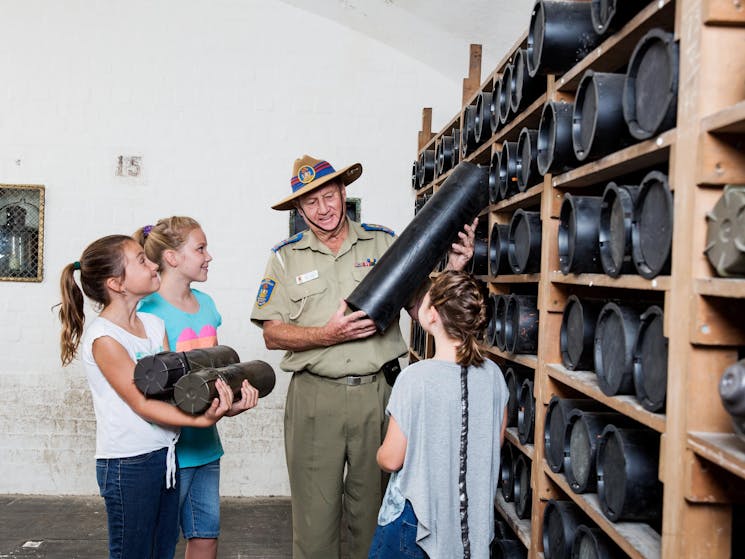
[
  {"xmin": 369, "ymin": 270, "xmax": 509, "ymax": 559},
  {"xmin": 57, "ymin": 234, "xmax": 234, "ymax": 559}
]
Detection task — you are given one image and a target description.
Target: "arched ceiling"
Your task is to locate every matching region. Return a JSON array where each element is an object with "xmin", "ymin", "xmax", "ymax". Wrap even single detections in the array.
[{"xmin": 278, "ymin": 0, "xmax": 537, "ymax": 81}]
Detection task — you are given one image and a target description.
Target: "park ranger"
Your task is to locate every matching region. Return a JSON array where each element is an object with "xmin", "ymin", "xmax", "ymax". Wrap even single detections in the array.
[{"xmin": 251, "ymin": 154, "xmax": 474, "ymax": 559}]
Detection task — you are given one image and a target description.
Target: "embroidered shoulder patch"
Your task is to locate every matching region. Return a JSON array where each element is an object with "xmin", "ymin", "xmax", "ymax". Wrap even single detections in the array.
[
  {"xmin": 255, "ymin": 277, "xmax": 276, "ymax": 307},
  {"xmin": 361, "ymin": 223, "xmax": 395, "ymax": 236},
  {"xmin": 272, "ymin": 232, "xmax": 303, "ymax": 253}
]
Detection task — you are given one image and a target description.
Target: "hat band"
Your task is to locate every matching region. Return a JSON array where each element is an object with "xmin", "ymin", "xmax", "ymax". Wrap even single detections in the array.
[{"xmin": 291, "ymin": 161, "xmax": 336, "ymax": 192}]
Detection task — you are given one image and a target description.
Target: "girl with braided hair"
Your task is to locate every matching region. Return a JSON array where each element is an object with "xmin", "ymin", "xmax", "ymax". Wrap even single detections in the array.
[{"xmin": 369, "ymin": 271, "xmax": 509, "ymax": 559}]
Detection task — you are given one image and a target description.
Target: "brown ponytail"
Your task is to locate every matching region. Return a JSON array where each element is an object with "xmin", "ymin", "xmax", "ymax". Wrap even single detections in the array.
[
  {"xmin": 57, "ymin": 235, "xmax": 130, "ymax": 365},
  {"xmin": 427, "ymin": 270, "xmax": 487, "ymax": 367}
]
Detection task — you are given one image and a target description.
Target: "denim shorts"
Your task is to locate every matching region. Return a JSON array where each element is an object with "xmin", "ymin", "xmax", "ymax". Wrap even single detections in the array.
[
  {"xmin": 96, "ymin": 447, "xmax": 179, "ymax": 559},
  {"xmin": 179, "ymin": 459, "xmax": 221, "ymax": 539},
  {"xmin": 368, "ymin": 500, "xmax": 428, "ymax": 558}
]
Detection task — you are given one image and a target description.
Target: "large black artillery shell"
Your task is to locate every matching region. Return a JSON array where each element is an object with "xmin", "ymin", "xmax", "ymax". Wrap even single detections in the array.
[
  {"xmin": 573, "ymin": 71, "xmax": 634, "ymax": 162},
  {"xmin": 599, "ymin": 182, "xmax": 641, "ymax": 277},
  {"xmin": 506, "ymin": 294, "xmax": 539, "ymax": 354},
  {"xmin": 501, "ymin": 443, "xmax": 516, "ymax": 501},
  {"xmin": 517, "ymin": 128, "xmax": 540, "ymax": 191},
  {"xmin": 490, "ymin": 222, "xmax": 512, "ymax": 277},
  {"xmin": 591, "ymin": 0, "xmax": 649, "ymax": 35},
  {"xmin": 134, "ymin": 345, "xmax": 240, "ymax": 399},
  {"xmin": 499, "ymin": 141, "xmax": 521, "ymax": 200},
  {"xmin": 624, "ymin": 28, "xmax": 679, "ymax": 140},
  {"xmin": 705, "ymin": 185, "xmax": 745, "ymax": 277},
  {"xmin": 633, "ymin": 305, "xmax": 668, "ymax": 412},
  {"xmin": 514, "ymin": 454, "xmax": 533, "ymax": 520},
  {"xmin": 505, "ymin": 366, "xmax": 529, "ymax": 427},
  {"xmin": 347, "ymin": 162, "xmax": 488, "ymax": 332},
  {"xmin": 528, "ymin": 1, "xmax": 601, "ymax": 77},
  {"xmin": 490, "ymin": 77, "xmax": 502, "ymax": 135},
  {"xmin": 499, "ymin": 64, "xmax": 514, "ymax": 125},
  {"xmin": 486, "ymin": 294, "xmax": 501, "ymax": 347},
  {"xmin": 558, "ymin": 194, "xmax": 603, "ymax": 274},
  {"xmin": 564, "ymin": 410, "xmax": 626, "ymax": 494},
  {"xmin": 594, "ymin": 302, "xmax": 643, "ymax": 396},
  {"xmin": 475, "ymin": 90, "xmax": 495, "ymax": 144},
  {"xmin": 437, "ymin": 135, "xmax": 455, "ymax": 175},
  {"xmin": 469, "ymin": 218, "xmax": 490, "ymax": 276},
  {"xmin": 538, "ymin": 101, "xmax": 575, "ymax": 175},
  {"xmin": 720, "ymin": 360, "xmax": 745, "ymax": 442},
  {"xmin": 452, "ymin": 126, "xmax": 462, "ymax": 167},
  {"xmin": 495, "ymin": 294, "xmax": 510, "ymax": 351},
  {"xmin": 411, "ymin": 160, "xmax": 419, "ymax": 190},
  {"xmin": 463, "ymin": 105, "xmax": 479, "ymax": 157},
  {"xmin": 631, "ymin": 170, "xmax": 673, "ymax": 278},
  {"xmin": 174, "ymin": 360, "xmax": 276, "ymax": 415},
  {"xmin": 544, "ymin": 397, "xmax": 604, "ymax": 473},
  {"xmin": 518, "ymin": 377, "xmax": 536, "ymax": 444},
  {"xmin": 489, "ymin": 150, "xmax": 502, "ymax": 204},
  {"xmin": 508, "ymin": 210, "xmax": 542, "ymax": 274},
  {"xmin": 571, "ymin": 525, "xmax": 622, "ymax": 559},
  {"xmin": 561, "ymin": 295, "xmax": 602, "ymax": 371},
  {"xmin": 418, "ymin": 149, "xmax": 436, "ymax": 189},
  {"xmin": 512, "ymin": 48, "xmax": 543, "ymax": 115},
  {"xmin": 597, "ymin": 426, "xmax": 663, "ymax": 523},
  {"xmin": 543, "ymin": 500, "xmax": 584, "ymax": 559}
]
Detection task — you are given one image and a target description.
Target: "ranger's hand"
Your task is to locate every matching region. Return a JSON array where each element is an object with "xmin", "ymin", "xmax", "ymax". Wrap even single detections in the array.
[{"xmin": 322, "ymin": 299, "xmax": 378, "ymax": 345}]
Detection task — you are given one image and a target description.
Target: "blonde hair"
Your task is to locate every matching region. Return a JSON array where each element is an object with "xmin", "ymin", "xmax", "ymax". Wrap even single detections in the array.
[
  {"xmin": 428, "ymin": 270, "xmax": 487, "ymax": 367},
  {"xmin": 58, "ymin": 235, "xmax": 131, "ymax": 365},
  {"xmin": 133, "ymin": 216, "xmax": 201, "ymax": 269}
]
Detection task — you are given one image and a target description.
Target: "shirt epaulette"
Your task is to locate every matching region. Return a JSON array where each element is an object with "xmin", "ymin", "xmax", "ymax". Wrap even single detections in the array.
[
  {"xmin": 361, "ymin": 223, "xmax": 395, "ymax": 236},
  {"xmin": 271, "ymin": 232, "xmax": 304, "ymax": 253}
]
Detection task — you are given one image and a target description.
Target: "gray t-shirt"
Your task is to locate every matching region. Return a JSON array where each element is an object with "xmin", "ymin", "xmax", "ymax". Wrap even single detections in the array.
[{"xmin": 378, "ymin": 358, "xmax": 509, "ymax": 559}]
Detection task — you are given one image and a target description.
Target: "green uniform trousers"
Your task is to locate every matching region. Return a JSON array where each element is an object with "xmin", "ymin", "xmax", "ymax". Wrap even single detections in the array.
[{"xmin": 284, "ymin": 370, "xmax": 391, "ymax": 559}]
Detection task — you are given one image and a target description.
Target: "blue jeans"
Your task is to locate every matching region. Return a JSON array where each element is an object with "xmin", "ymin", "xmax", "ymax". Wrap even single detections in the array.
[
  {"xmin": 179, "ymin": 459, "xmax": 221, "ymax": 539},
  {"xmin": 96, "ymin": 448, "xmax": 179, "ymax": 559},
  {"xmin": 368, "ymin": 500, "xmax": 428, "ymax": 558}
]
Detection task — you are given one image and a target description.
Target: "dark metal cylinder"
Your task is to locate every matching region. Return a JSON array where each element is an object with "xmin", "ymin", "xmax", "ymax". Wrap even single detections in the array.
[
  {"xmin": 558, "ymin": 194, "xmax": 604, "ymax": 274},
  {"xmin": 511, "ymin": 48, "xmax": 543, "ymax": 115},
  {"xmin": 469, "ymin": 218, "xmax": 490, "ymax": 276},
  {"xmin": 463, "ymin": 105, "xmax": 479, "ymax": 158},
  {"xmin": 492, "ymin": 539, "xmax": 528, "ymax": 559},
  {"xmin": 514, "ymin": 453, "xmax": 533, "ymax": 520},
  {"xmin": 537, "ymin": 101, "xmax": 575, "ymax": 175},
  {"xmin": 499, "ymin": 63, "xmax": 514, "ymax": 125},
  {"xmin": 623, "ymin": 28, "xmax": 679, "ymax": 140},
  {"xmin": 418, "ymin": 149, "xmax": 436, "ymax": 188},
  {"xmin": 564, "ymin": 410, "xmax": 626, "ymax": 494},
  {"xmin": 134, "ymin": 345, "xmax": 241, "ymax": 400},
  {"xmin": 633, "ymin": 305, "xmax": 668, "ymax": 412},
  {"xmin": 490, "ymin": 223, "xmax": 512, "ymax": 277},
  {"xmin": 490, "ymin": 77, "xmax": 502, "ymax": 135},
  {"xmin": 719, "ymin": 359, "xmax": 745, "ymax": 442},
  {"xmin": 596, "ymin": 425, "xmax": 663, "ymax": 524},
  {"xmin": 347, "ymin": 162, "xmax": 488, "ymax": 332},
  {"xmin": 561, "ymin": 296, "xmax": 602, "ymax": 371},
  {"xmin": 411, "ymin": 160, "xmax": 419, "ymax": 190},
  {"xmin": 501, "ymin": 443, "xmax": 516, "ymax": 502},
  {"xmin": 631, "ymin": 170, "xmax": 673, "ymax": 278},
  {"xmin": 495, "ymin": 294, "xmax": 510, "ymax": 351},
  {"xmin": 573, "ymin": 71, "xmax": 634, "ymax": 162},
  {"xmin": 452, "ymin": 126, "xmax": 462, "ymax": 167},
  {"xmin": 705, "ymin": 185, "xmax": 745, "ymax": 277},
  {"xmin": 518, "ymin": 377, "xmax": 536, "ymax": 444},
  {"xmin": 594, "ymin": 302, "xmax": 642, "ymax": 396},
  {"xmin": 591, "ymin": 0, "xmax": 649, "ymax": 35},
  {"xmin": 506, "ymin": 294, "xmax": 539, "ymax": 355},
  {"xmin": 173, "ymin": 360, "xmax": 276, "ymax": 415},
  {"xmin": 517, "ymin": 128, "xmax": 540, "ymax": 191},
  {"xmin": 508, "ymin": 210, "xmax": 542, "ymax": 274},
  {"xmin": 542, "ymin": 499, "xmax": 584, "ymax": 559},
  {"xmin": 528, "ymin": 1, "xmax": 601, "ymax": 77},
  {"xmin": 571, "ymin": 524, "xmax": 622, "ymax": 559},
  {"xmin": 476, "ymin": 90, "xmax": 495, "ymax": 144},
  {"xmin": 599, "ymin": 182, "xmax": 641, "ymax": 277},
  {"xmin": 489, "ymin": 150, "xmax": 502, "ymax": 205},
  {"xmin": 499, "ymin": 141, "xmax": 520, "ymax": 200},
  {"xmin": 545, "ymin": 397, "xmax": 605, "ymax": 473},
  {"xmin": 486, "ymin": 294, "xmax": 500, "ymax": 346},
  {"xmin": 505, "ymin": 366, "xmax": 529, "ymax": 427},
  {"xmin": 439, "ymin": 135, "xmax": 455, "ymax": 175}
]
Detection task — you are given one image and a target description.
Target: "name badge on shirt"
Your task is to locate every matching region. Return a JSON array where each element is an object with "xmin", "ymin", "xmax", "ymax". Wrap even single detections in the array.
[{"xmin": 295, "ymin": 270, "xmax": 319, "ymax": 285}]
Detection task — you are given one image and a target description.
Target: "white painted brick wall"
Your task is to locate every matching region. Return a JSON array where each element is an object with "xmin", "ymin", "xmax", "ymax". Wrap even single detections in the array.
[{"xmin": 0, "ymin": 0, "xmax": 464, "ymax": 495}]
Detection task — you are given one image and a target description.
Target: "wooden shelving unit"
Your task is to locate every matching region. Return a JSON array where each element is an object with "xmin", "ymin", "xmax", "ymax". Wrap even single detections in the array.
[{"xmin": 409, "ymin": 1, "xmax": 745, "ymax": 557}]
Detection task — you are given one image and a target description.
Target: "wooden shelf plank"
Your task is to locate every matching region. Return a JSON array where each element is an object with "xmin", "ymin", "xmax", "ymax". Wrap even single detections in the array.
[
  {"xmin": 506, "ymin": 427, "xmax": 536, "ymax": 461},
  {"xmin": 481, "ymin": 345, "xmax": 539, "ymax": 369},
  {"xmin": 688, "ymin": 432, "xmax": 745, "ymax": 481},
  {"xmin": 550, "ymin": 271, "xmax": 671, "ymax": 291},
  {"xmin": 556, "ymin": 0, "xmax": 676, "ymax": 92},
  {"xmin": 483, "ymin": 273, "xmax": 541, "ymax": 284},
  {"xmin": 492, "ymin": 184, "xmax": 544, "ymax": 213},
  {"xmin": 701, "ymin": 99, "xmax": 745, "ymax": 135},
  {"xmin": 695, "ymin": 277, "xmax": 745, "ymax": 298},
  {"xmin": 552, "ymin": 129, "xmax": 674, "ymax": 189},
  {"xmin": 546, "ymin": 364, "xmax": 666, "ymax": 433},
  {"xmin": 544, "ymin": 464, "xmax": 662, "ymax": 559},
  {"xmin": 495, "ymin": 491, "xmax": 532, "ymax": 550}
]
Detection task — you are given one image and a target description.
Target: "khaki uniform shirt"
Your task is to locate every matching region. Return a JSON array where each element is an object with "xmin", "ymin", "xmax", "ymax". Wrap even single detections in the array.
[{"xmin": 251, "ymin": 219, "xmax": 407, "ymax": 377}]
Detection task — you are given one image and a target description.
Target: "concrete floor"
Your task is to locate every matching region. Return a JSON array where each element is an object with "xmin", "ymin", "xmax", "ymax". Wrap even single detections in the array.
[{"xmin": 0, "ymin": 495, "xmax": 293, "ymax": 558}]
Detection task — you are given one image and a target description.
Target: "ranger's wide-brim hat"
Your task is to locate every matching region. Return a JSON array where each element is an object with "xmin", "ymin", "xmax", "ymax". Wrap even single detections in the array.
[{"xmin": 272, "ymin": 154, "xmax": 362, "ymax": 211}]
